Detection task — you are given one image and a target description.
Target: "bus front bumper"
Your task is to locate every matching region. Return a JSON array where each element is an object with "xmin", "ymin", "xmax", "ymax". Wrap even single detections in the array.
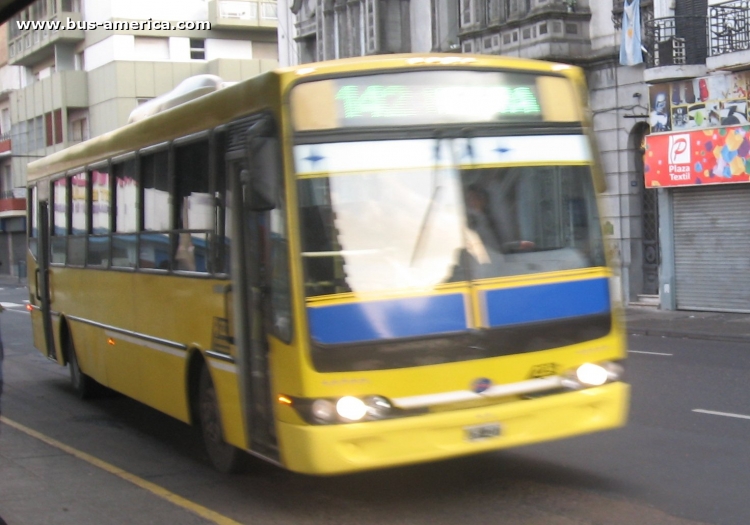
[{"xmin": 276, "ymin": 381, "xmax": 629, "ymax": 475}]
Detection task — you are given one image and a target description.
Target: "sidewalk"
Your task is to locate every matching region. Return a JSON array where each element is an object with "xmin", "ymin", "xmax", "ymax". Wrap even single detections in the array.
[{"xmin": 625, "ymin": 306, "xmax": 750, "ymax": 343}]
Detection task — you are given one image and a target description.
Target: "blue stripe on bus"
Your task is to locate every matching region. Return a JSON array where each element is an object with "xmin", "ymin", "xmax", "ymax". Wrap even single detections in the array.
[
  {"xmin": 483, "ymin": 278, "xmax": 610, "ymax": 327},
  {"xmin": 307, "ymin": 294, "xmax": 468, "ymax": 345}
]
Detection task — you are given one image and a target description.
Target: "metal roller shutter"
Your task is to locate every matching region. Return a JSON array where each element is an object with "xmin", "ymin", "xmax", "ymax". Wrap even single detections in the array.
[{"xmin": 673, "ymin": 185, "xmax": 750, "ymax": 312}]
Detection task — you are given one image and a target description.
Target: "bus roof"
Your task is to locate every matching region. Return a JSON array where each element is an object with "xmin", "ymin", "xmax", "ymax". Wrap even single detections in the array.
[{"xmin": 27, "ymin": 53, "xmax": 583, "ymax": 182}]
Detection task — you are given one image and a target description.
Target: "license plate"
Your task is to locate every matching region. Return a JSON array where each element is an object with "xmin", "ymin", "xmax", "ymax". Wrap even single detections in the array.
[{"xmin": 465, "ymin": 422, "xmax": 501, "ymax": 441}]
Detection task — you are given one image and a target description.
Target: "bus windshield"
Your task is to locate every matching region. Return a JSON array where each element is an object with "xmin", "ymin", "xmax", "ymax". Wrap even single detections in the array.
[{"xmin": 295, "ymin": 137, "xmax": 605, "ymax": 298}]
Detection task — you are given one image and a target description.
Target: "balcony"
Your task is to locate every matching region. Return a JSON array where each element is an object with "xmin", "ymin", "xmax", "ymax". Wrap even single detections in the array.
[
  {"xmin": 458, "ymin": 0, "xmax": 592, "ymax": 62},
  {"xmin": 12, "ymin": 70, "xmax": 88, "ymax": 122},
  {"xmin": 706, "ymin": 0, "xmax": 750, "ymax": 71},
  {"xmin": 208, "ymin": 0, "xmax": 278, "ymax": 30},
  {"xmin": 0, "ymin": 196, "xmax": 26, "ymax": 216},
  {"xmin": 0, "ymin": 134, "xmax": 10, "ymax": 157},
  {"xmin": 643, "ymin": 16, "xmax": 708, "ymax": 83},
  {"xmin": 8, "ymin": 11, "xmax": 85, "ymax": 66}
]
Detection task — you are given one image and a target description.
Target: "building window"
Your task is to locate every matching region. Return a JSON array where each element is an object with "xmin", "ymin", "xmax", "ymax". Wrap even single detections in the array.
[
  {"xmin": 364, "ymin": 0, "xmax": 379, "ymax": 53},
  {"xmin": 190, "ymin": 38, "xmax": 205, "ymax": 60},
  {"xmin": 350, "ymin": 2, "xmax": 362, "ymax": 56},
  {"xmin": 134, "ymin": 37, "xmax": 170, "ymax": 60},
  {"xmin": 220, "ymin": 0, "xmax": 255, "ymax": 19},
  {"xmin": 69, "ymin": 118, "xmax": 89, "ymax": 143},
  {"xmin": 60, "ymin": 0, "xmax": 82, "ymax": 12},
  {"xmin": 261, "ymin": 2, "xmax": 278, "ymax": 20},
  {"xmin": 300, "ymin": 36, "xmax": 316, "ymax": 63},
  {"xmin": 1, "ymin": 165, "xmax": 11, "ymax": 198},
  {"xmin": 45, "ymin": 110, "xmax": 64, "ymax": 147},
  {"xmin": 487, "ymin": 0, "xmax": 501, "ymax": 23},
  {"xmin": 460, "ymin": 0, "xmax": 475, "ymax": 27}
]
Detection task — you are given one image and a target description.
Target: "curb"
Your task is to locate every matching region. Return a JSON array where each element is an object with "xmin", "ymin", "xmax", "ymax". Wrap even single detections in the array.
[{"xmin": 628, "ymin": 328, "xmax": 750, "ymax": 344}]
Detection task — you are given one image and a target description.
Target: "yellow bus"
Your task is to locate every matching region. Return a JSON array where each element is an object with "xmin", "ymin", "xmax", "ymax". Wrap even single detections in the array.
[{"xmin": 26, "ymin": 54, "xmax": 628, "ymax": 476}]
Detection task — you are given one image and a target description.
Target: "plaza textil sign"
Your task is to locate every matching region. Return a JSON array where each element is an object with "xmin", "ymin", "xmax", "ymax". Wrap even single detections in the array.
[{"xmin": 644, "ymin": 126, "xmax": 750, "ymax": 188}]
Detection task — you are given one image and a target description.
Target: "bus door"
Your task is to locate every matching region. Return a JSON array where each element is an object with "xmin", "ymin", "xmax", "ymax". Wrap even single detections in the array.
[
  {"xmin": 227, "ymin": 140, "xmax": 278, "ymax": 460},
  {"xmin": 36, "ymin": 199, "xmax": 57, "ymax": 361}
]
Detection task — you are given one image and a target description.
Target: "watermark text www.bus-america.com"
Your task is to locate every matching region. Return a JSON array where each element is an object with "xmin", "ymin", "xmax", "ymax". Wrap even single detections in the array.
[{"xmin": 17, "ymin": 18, "xmax": 211, "ymax": 31}]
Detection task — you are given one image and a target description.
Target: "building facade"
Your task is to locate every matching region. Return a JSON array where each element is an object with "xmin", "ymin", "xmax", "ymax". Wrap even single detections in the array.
[
  {"xmin": 278, "ymin": 0, "xmax": 665, "ymax": 308},
  {"xmin": 0, "ymin": 21, "xmax": 26, "ymax": 277},
  {"xmin": 3, "ymin": 0, "xmax": 280, "ymax": 275},
  {"xmin": 642, "ymin": 0, "xmax": 750, "ymax": 313}
]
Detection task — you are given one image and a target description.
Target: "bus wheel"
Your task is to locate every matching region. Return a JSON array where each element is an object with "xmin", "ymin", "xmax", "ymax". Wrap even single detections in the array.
[
  {"xmin": 199, "ymin": 365, "xmax": 244, "ymax": 473},
  {"xmin": 67, "ymin": 332, "xmax": 96, "ymax": 399}
]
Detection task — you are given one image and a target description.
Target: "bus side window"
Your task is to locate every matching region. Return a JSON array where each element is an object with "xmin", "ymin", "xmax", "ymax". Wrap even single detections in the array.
[
  {"xmin": 68, "ymin": 171, "xmax": 87, "ymax": 266},
  {"xmin": 268, "ymin": 184, "xmax": 292, "ymax": 342},
  {"xmin": 51, "ymin": 176, "xmax": 67, "ymax": 264},
  {"xmin": 88, "ymin": 166, "xmax": 111, "ymax": 268},
  {"xmin": 28, "ymin": 185, "xmax": 38, "ymax": 259},
  {"xmin": 174, "ymin": 139, "xmax": 210, "ymax": 273},
  {"xmin": 112, "ymin": 158, "xmax": 137, "ymax": 268},
  {"xmin": 253, "ymin": 126, "xmax": 292, "ymax": 342},
  {"xmin": 140, "ymin": 149, "xmax": 170, "ymax": 270},
  {"xmin": 213, "ymin": 131, "xmax": 230, "ymax": 275}
]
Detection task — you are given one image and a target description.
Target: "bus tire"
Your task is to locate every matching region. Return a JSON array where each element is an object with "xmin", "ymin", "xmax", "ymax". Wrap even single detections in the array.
[
  {"xmin": 67, "ymin": 331, "xmax": 96, "ymax": 399},
  {"xmin": 199, "ymin": 365, "xmax": 244, "ymax": 473}
]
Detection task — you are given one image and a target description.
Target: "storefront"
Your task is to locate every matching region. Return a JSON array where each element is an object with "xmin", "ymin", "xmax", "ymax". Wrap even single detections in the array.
[{"xmin": 645, "ymin": 117, "xmax": 750, "ymax": 313}]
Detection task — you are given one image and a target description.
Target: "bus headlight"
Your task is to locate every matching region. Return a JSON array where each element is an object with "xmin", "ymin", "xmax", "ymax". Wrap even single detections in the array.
[
  {"xmin": 576, "ymin": 363, "xmax": 608, "ymax": 386},
  {"xmin": 562, "ymin": 361, "xmax": 625, "ymax": 390},
  {"xmin": 336, "ymin": 396, "xmax": 368, "ymax": 421},
  {"xmin": 311, "ymin": 399, "xmax": 337, "ymax": 423},
  {"xmin": 364, "ymin": 395, "xmax": 392, "ymax": 419},
  {"xmin": 291, "ymin": 395, "xmax": 403, "ymax": 424}
]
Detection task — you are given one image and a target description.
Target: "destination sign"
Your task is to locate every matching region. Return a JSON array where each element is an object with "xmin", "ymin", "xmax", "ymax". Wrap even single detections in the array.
[{"xmin": 291, "ymin": 70, "xmax": 559, "ymax": 130}]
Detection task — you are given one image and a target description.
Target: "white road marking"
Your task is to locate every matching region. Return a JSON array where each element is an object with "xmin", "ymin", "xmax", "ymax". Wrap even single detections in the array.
[
  {"xmin": 693, "ymin": 409, "xmax": 750, "ymax": 421},
  {"xmin": 629, "ymin": 350, "xmax": 673, "ymax": 356}
]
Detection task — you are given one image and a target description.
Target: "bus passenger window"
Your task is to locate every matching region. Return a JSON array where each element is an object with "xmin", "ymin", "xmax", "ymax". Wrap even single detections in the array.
[
  {"xmin": 68, "ymin": 172, "xmax": 87, "ymax": 266},
  {"xmin": 213, "ymin": 131, "xmax": 230, "ymax": 275},
  {"xmin": 28, "ymin": 186, "xmax": 38, "ymax": 259},
  {"xmin": 112, "ymin": 158, "xmax": 137, "ymax": 268},
  {"xmin": 51, "ymin": 177, "xmax": 67, "ymax": 264},
  {"xmin": 88, "ymin": 167, "xmax": 111, "ymax": 267},
  {"xmin": 175, "ymin": 140, "xmax": 211, "ymax": 273},
  {"xmin": 140, "ymin": 150, "xmax": 170, "ymax": 270}
]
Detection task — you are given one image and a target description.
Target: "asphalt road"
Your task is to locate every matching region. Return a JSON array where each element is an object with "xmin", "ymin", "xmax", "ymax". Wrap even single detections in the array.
[{"xmin": 1, "ymin": 282, "xmax": 748, "ymax": 525}]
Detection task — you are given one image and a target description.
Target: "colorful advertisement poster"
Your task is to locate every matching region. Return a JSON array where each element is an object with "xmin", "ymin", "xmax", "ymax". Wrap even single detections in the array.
[
  {"xmin": 644, "ymin": 125, "xmax": 750, "ymax": 188},
  {"xmin": 648, "ymin": 71, "xmax": 750, "ymax": 134}
]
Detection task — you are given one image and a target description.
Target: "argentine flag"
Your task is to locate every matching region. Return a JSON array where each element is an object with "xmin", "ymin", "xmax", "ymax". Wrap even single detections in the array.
[{"xmin": 620, "ymin": 0, "xmax": 644, "ymax": 66}]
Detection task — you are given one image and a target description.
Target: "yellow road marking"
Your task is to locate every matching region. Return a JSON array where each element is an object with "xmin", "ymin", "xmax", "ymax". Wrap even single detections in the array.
[{"xmin": 0, "ymin": 416, "xmax": 244, "ymax": 525}]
